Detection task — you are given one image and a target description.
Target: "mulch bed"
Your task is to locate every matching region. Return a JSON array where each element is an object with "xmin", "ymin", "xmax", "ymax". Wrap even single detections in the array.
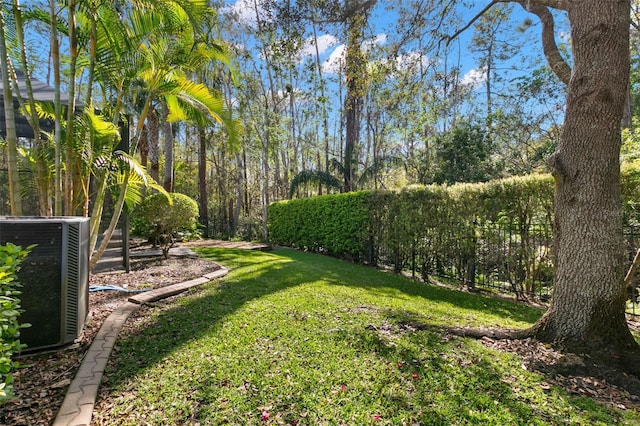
[{"xmin": 0, "ymin": 245, "xmax": 221, "ymax": 426}]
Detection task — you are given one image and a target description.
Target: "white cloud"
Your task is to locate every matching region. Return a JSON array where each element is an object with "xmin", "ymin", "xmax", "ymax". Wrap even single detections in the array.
[
  {"xmin": 320, "ymin": 33, "xmax": 387, "ymax": 75},
  {"xmin": 222, "ymin": 0, "xmax": 267, "ymax": 27},
  {"xmin": 300, "ymin": 34, "xmax": 339, "ymax": 58},
  {"xmin": 461, "ymin": 67, "xmax": 487, "ymax": 88},
  {"xmin": 322, "ymin": 44, "xmax": 346, "ymax": 74}
]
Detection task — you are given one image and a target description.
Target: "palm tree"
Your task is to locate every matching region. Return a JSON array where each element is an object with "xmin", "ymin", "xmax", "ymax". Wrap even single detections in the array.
[
  {"xmin": 0, "ymin": 5, "xmax": 22, "ymax": 215},
  {"xmin": 288, "ymin": 156, "xmax": 403, "ymax": 199},
  {"xmin": 88, "ymin": 1, "xmax": 238, "ymax": 266},
  {"xmin": 4, "ymin": 1, "xmax": 237, "ymax": 264}
]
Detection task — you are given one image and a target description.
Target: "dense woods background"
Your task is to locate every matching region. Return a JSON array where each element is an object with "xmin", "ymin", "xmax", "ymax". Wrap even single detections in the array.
[{"xmin": 0, "ymin": 0, "xmax": 604, "ymax": 239}]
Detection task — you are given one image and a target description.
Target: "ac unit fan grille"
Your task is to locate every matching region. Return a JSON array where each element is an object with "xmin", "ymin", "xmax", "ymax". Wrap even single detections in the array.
[{"xmin": 66, "ymin": 223, "xmax": 80, "ymax": 335}]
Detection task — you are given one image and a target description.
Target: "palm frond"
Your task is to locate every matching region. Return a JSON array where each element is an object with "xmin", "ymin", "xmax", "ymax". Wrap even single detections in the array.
[
  {"xmin": 357, "ymin": 155, "xmax": 405, "ymax": 189},
  {"xmin": 110, "ymin": 150, "xmax": 170, "ymax": 209},
  {"xmin": 289, "ymin": 170, "xmax": 343, "ymax": 199},
  {"xmin": 328, "ymin": 158, "xmax": 347, "ymax": 177}
]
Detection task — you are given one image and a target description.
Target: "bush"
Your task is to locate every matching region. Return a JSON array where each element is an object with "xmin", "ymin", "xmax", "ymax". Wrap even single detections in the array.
[
  {"xmin": 0, "ymin": 243, "xmax": 31, "ymax": 401},
  {"xmin": 132, "ymin": 192, "xmax": 200, "ymax": 258},
  {"xmin": 268, "ymin": 174, "xmax": 556, "ymax": 291}
]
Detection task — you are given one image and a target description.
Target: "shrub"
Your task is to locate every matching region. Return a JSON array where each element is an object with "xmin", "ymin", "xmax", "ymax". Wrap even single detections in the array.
[
  {"xmin": 132, "ymin": 192, "xmax": 199, "ymax": 258},
  {"xmin": 0, "ymin": 243, "xmax": 31, "ymax": 401}
]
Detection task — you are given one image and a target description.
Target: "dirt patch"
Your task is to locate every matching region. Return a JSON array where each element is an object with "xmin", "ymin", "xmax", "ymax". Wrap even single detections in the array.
[{"xmin": 480, "ymin": 336, "xmax": 640, "ymax": 410}]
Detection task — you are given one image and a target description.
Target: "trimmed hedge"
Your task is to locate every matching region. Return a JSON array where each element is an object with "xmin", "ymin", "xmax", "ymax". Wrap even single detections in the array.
[
  {"xmin": 269, "ymin": 170, "xmax": 640, "ymax": 294},
  {"xmin": 269, "ymin": 170, "xmax": 640, "ymax": 297},
  {"xmin": 268, "ymin": 191, "xmax": 370, "ymax": 260},
  {"xmin": 270, "ymin": 174, "xmax": 556, "ymax": 260}
]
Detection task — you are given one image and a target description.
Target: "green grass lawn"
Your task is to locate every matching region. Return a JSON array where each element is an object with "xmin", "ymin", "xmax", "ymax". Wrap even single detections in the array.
[{"xmin": 94, "ymin": 248, "xmax": 640, "ymax": 425}]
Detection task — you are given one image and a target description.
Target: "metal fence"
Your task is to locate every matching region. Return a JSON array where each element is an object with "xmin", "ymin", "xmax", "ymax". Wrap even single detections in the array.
[
  {"xmin": 373, "ymin": 221, "xmax": 640, "ymax": 314},
  {"xmin": 625, "ymin": 225, "xmax": 640, "ymax": 315}
]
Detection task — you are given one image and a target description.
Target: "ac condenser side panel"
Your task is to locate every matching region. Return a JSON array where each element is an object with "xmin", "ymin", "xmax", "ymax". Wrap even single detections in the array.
[{"xmin": 62, "ymin": 220, "xmax": 89, "ymax": 343}]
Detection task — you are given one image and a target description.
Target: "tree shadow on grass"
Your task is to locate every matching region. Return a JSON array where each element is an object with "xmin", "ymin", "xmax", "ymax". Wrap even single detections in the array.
[
  {"xmin": 95, "ymin": 247, "xmax": 635, "ymax": 423},
  {"xmin": 343, "ymin": 321, "xmax": 622, "ymax": 424},
  {"xmin": 99, "ymin": 247, "xmax": 540, "ymax": 395}
]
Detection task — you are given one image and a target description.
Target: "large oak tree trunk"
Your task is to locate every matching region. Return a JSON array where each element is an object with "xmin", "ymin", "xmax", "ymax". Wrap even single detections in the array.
[{"xmin": 531, "ymin": 0, "xmax": 637, "ymax": 352}]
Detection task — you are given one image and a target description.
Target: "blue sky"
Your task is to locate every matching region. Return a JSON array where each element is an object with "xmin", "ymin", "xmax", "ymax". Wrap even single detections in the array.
[{"xmin": 222, "ymin": 0, "xmax": 571, "ymax": 95}]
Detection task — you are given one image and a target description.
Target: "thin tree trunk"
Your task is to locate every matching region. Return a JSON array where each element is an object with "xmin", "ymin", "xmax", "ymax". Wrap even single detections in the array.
[
  {"xmin": 162, "ymin": 101, "xmax": 174, "ymax": 192},
  {"xmin": 64, "ymin": 0, "xmax": 78, "ymax": 215},
  {"xmin": 88, "ymin": 170, "xmax": 107, "ymax": 254},
  {"xmin": 242, "ymin": 147, "xmax": 249, "ymax": 214},
  {"xmin": 138, "ymin": 124, "xmax": 149, "ymax": 167},
  {"xmin": 231, "ymin": 152, "xmax": 243, "ymax": 238},
  {"xmin": 49, "ymin": 0, "xmax": 63, "ymax": 215},
  {"xmin": 13, "ymin": 0, "xmax": 48, "ymax": 215},
  {"xmin": 148, "ymin": 107, "xmax": 160, "ymax": 183},
  {"xmin": 0, "ymin": 8, "xmax": 22, "ymax": 216},
  {"xmin": 90, "ymin": 173, "xmax": 128, "ymax": 270},
  {"xmin": 312, "ymin": 22, "xmax": 330, "ymax": 173},
  {"xmin": 198, "ymin": 126, "xmax": 208, "ymax": 237}
]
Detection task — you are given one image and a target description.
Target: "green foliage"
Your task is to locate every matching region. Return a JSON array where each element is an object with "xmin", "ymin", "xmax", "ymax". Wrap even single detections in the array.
[
  {"xmin": 432, "ymin": 123, "xmax": 498, "ymax": 184},
  {"xmin": 0, "ymin": 243, "xmax": 31, "ymax": 401},
  {"xmin": 272, "ymin": 174, "xmax": 555, "ymax": 264},
  {"xmin": 622, "ymin": 119, "xmax": 640, "ymax": 163},
  {"xmin": 268, "ymin": 191, "xmax": 371, "ymax": 260},
  {"xmin": 270, "ymin": 165, "xmax": 640, "ymax": 296},
  {"xmin": 622, "ymin": 160, "xmax": 640, "ymax": 226},
  {"xmin": 131, "ymin": 192, "xmax": 199, "ymax": 258}
]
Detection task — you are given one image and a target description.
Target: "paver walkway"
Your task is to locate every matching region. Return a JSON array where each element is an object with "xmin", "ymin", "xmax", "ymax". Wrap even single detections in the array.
[{"xmin": 53, "ymin": 240, "xmax": 269, "ymax": 426}]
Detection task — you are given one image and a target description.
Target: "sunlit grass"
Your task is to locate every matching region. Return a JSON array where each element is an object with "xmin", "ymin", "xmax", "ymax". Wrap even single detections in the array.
[{"xmin": 95, "ymin": 248, "xmax": 639, "ymax": 425}]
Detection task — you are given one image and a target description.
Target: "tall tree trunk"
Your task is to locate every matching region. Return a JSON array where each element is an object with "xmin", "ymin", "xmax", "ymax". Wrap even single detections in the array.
[
  {"xmin": 162, "ymin": 101, "xmax": 174, "ymax": 192},
  {"xmin": 343, "ymin": 6, "xmax": 365, "ymax": 192},
  {"xmin": 242, "ymin": 147, "xmax": 249, "ymax": 214},
  {"xmin": 231, "ymin": 152, "xmax": 243, "ymax": 238},
  {"xmin": 49, "ymin": 0, "xmax": 63, "ymax": 216},
  {"xmin": 531, "ymin": 0, "xmax": 637, "ymax": 352},
  {"xmin": 148, "ymin": 107, "xmax": 160, "ymax": 183},
  {"xmin": 13, "ymin": 0, "xmax": 48, "ymax": 215},
  {"xmin": 312, "ymin": 21, "xmax": 330, "ymax": 173},
  {"xmin": 261, "ymin": 128, "xmax": 270, "ymax": 239},
  {"xmin": 138, "ymin": 124, "xmax": 149, "ymax": 167},
  {"xmin": 198, "ymin": 126, "xmax": 208, "ymax": 237},
  {"xmin": 0, "ymin": 8, "xmax": 22, "ymax": 216},
  {"xmin": 64, "ymin": 0, "xmax": 78, "ymax": 215}
]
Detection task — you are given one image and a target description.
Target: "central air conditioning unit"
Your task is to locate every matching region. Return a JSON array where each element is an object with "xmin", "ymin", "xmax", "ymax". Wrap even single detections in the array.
[{"xmin": 0, "ymin": 217, "xmax": 90, "ymax": 351}]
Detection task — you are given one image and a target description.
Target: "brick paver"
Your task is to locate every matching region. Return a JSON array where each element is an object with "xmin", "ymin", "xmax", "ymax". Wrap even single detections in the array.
[{"xmin": 52, "ymin": 267, "xmax": 229, "ymax": 425}]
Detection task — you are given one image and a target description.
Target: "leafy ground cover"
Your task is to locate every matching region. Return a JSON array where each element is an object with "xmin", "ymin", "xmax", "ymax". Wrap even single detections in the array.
[{"xmin": 93, "ymin": 248, "xmax": 640, "ymax": 425}]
